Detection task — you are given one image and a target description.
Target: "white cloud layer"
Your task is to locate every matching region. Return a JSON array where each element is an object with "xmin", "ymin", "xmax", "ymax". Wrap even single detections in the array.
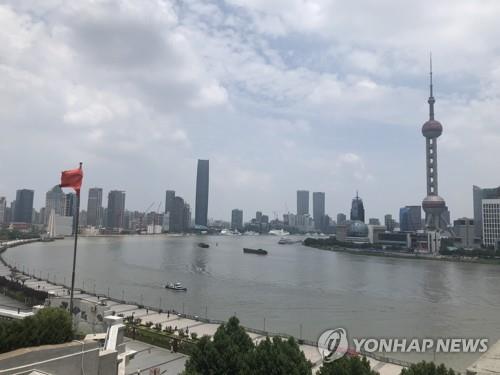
[{"xmin": 1, "ymin": 0, "xmax": 500, "ymax": 221}]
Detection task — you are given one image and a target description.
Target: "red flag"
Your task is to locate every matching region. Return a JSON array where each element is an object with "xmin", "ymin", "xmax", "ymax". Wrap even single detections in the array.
[{"xmin": 60, "ymin": 163, "xmax": 83, "ymax": 194}]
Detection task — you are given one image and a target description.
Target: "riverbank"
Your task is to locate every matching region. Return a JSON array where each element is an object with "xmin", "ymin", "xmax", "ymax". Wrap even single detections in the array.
[{"xmin": 304, "ymin": 243, "xmax": 500, "ymax": 265}]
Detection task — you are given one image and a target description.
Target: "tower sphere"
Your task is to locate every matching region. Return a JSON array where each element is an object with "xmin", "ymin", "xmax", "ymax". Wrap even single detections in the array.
[
  {"xmin": 422, "ymin": 194, "xmax": 446, "ymax": 210},
  {"xmin": 422, "ymin": 119, "xmax": 443, "ymax": 138}
]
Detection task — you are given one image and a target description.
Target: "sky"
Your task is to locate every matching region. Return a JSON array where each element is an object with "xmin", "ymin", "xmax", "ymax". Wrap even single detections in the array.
[{"xmin": 1, "ymin": 0, "xmax": 500, "ymax": 222}]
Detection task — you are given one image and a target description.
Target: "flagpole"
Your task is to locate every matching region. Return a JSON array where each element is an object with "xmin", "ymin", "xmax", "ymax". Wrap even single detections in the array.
[{"xmin": 69, "ymin": 162, "xmax": 82, "ymax": 318}]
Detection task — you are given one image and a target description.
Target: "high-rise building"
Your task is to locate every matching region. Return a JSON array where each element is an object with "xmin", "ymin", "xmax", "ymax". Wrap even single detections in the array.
[
  {"xmin": 65, "ymin": 193, "xmax": 77, "ymax": 217},
  {"xmin": 165, "ymin": 190, "xmax": 176, "ymax": 214},
  {"xmin": 313, "ymin": 192, "xmax": 325, "ymax": 230},
  {"xmin": 482, "ymin": 199, "xmax": 500, "ymax": 248},
  {"xmin": 421, "ymin": 59, "xmax": 448, "ymax": 230},
  {"xmin": 473, "ymin": 185, "xmax": 500, "ymax": 239},
  {"xmin": 231, "ymin": 209, "xmax": 243, "ymax": 231},
  {"xmin": 384, "ymin": 214, "xmax": 394, "ymax": 231},
  {"xmin": 170, "ymin": 196, "xmax": 185, "ymax": 232},
  {"xmin": 255, "ymin": 211, "xmax": 262, "ymax": 223},
  {"xmin": 337, "ymin": 213, "xmax": 347, "ymax": 225},
  {"xmin": 45, "ymin": 186, "xmax": 66, "ymax": 224},
  {"xmin": 0, "ymin": 197, "xmax": 6, "ymax": 225},
  {"xmin": 106, "ymin": 190, "xmax": 126, "ymax": 230},
  {"xmin": 87, "ymin": 188, "xmax": 103, "ymax": 227},
  {"xmin": 453, "ymin": 218, "xmax": 476, "ymax": 248},
  {"xmin": 297, "ymin": 190, "xmax": 309, "ymax": 216},
  {"xmin": 350, "ymin": 192, "xmax": 365, "ymax": 222},
  {"xmin": 183, "ymin": 203, "xmax": 191, "ymax": 231},
  {"xmin": 368, "ymin": 218, "xmax": 380, "ymax": 226},
  {"xmin": 14, "ymin": 189, "xmax": 34, "ymax": 224},
  {"xmin": 399, "ymin": 206, "xmax": 422, "ymax": 232},
  {"xmin": 195, "ymin": 159, "xmax": 209, "ymax": 227}
]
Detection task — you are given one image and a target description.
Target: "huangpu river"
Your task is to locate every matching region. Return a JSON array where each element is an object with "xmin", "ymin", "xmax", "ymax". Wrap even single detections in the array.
[{"xmin": 5, "ymin": 234, "xmax": 500, "ymax": 371}]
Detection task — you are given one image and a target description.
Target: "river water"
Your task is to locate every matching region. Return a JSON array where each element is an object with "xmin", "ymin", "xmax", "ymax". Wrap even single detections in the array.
[{"xmin": 4, "ymin": 234, "xmax": 500, "ymax": 371}]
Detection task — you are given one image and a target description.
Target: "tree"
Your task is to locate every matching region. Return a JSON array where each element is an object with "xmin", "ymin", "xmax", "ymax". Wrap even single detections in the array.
[
  {"xmin": 400, "ymin": 361, "xmax": 456, "ymax": 375},
  {"xmin": 184, "ymin": 316, "xmax": 253, "ymax": 375},
  {"xmin": 0, "ymin": 307, "xmax": 73, "ymax": 353},
  {"xmin": 183, "ymin": 316, "xmax": 312, "ymax": 375},
  {"xmin": 249, "ymin": 336, "xmax": 312, "ymax": 375},
  {"xmin": 317, "ymin": 355, "xmax": 378, "ymax": 375}
]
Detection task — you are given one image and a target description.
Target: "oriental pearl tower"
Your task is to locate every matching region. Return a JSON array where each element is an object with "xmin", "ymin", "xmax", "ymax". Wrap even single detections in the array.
[{"xmin": 422, "ymin": 57, "xmax": 448, "ymax": 230}]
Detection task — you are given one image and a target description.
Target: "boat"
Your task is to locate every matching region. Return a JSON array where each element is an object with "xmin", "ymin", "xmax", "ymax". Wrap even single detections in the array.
[
  {"xmin": 278, "ymin": 237, "xmax": 295, "ymax": 245},
  {"xmin": 198, "ymin": 242, "xmax": 210, "ymax": 248},
  {"xmin": 243, "ymin": 248, "xmax": 268, "ymax": 255},
  {"xmin": 165, "ymin": 282, "xmax": 187, "ymax": 291},
  {"xmin": 269, "ymin": 229, "xmax": 290, "ymax": 236}
]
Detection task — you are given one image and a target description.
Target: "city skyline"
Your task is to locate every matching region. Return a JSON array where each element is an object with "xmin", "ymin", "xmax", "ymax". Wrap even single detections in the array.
[{"xmin": 1, "ymin": 1, "xmax": 500, "ymax": 221}]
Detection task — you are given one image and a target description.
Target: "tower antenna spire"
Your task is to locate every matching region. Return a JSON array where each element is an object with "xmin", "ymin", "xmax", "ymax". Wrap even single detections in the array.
[{"xmin": 428, "ymin": 52, "xmax": 435, "ymax": 120}]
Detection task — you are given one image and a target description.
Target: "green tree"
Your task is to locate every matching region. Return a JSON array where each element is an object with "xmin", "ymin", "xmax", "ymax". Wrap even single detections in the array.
[
  {"xmin": 184, "ymin": 316, "xmax": 253, "ymax": 375},
  {"xmin": 317, "ymin": 355, "xmax": 378, "ymax": 375},
  {"xmin": 183, "ymin": 316, "xmax": 312, "ymax": 375},
  {"xmin": 400, "ymin": 361, "xmax": 456, "ymax": 375},
  {"xmin": 0, "ymin": 307, "xmax": 73, "ymax": 353},
  {"xmin": 248, "ymin": 336, "xmax": 312, "ymax": 375}
]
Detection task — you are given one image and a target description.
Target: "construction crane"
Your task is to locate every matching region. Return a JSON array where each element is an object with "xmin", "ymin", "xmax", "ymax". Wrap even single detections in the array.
[{"xmin": 141, "ymin": 202, "xmax": 155, "ymax": 232}]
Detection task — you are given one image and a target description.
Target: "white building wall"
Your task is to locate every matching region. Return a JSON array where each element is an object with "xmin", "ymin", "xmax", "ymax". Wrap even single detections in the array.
[{"xmin": 482, "ymin": 199, "xmax": 500, "ymax": 248}]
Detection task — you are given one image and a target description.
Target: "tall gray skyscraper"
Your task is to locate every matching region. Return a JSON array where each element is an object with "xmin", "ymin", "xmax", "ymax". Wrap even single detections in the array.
[
  {"xmin": 231, "ymin": 209, "xmax": 243, "ymax": 231},
  {"xmin": 313, "ymin": 192, "xmax": 325, "ymax": 230},
  {"xmin": 0, "ymin": 197, "xmax": 6, "ymax": 225},
  {"xmin": 195, "ymin": 159, "xmax": 209, "ymax": 227},
  {"xmin": 399, "ymin": 206, "xmax": 422, "ymax": 232},
  {"xmin": 297, "ymin": 190, "xmax": 309, "ymax": 216},
  {"xmin": 87, "ymin": 188, "xmax": 103, "ymax": 227},
  {"xmin": 170, "ymin": 196, "xmax": 186, "ymax": 232},
  {"xmin": 421, "ymin": 59, "xmax": 448, "ymax": 230},
  {"xmin": 107, "ymin": 190, "xmax": 126, "ymax": 230},
  {"xmin": 165, "ymin": 190, "xmax": 176, "ymax": 214},
  {"xmin": 45, "ymin": 185, "xmax": 65, "ymax": 224},
  {"xmin": 473, "ymin": 185, "xmax": 500, "ymax": 239},
  {"xmin": 384, "ymin": 214, "xmax": 394, "ymax": 231},
  {"xmin": 337, "ymin": 213, "xmax": 347, "ymax": 225},
  {"xmin": 14, "ymin": 189, "xmax": 34, "ymax": 224},
  {"xmin": 350, "ymin": 192, "xmax": 365, "ymax": 222}
]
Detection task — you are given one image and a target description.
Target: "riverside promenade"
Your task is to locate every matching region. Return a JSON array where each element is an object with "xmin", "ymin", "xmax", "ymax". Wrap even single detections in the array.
[{"xmin": 0, "ymin": 239, "xmax": 405, "ymax": 374}]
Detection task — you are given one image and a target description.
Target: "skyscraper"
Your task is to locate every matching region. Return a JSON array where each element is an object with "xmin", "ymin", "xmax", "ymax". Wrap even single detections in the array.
[
  {"xmin": 107, "ymin": 190, "xmax": 126, "ymax": 230},
  {"xmin": 421, "ymin": 58, "xmax": 448, "ymax": 230},
  {"xmin": 87, "ymin": 188, "xmax": 103, "ymax": 227},
  {"xmin": 350, "ymin": 192, "xmax": 365, "ymax": 222},
  {"xmin": 165, "ymin": 190, "xmax": 176, "ymax": 214},
  {"xmin": 297, "ymin": 190, "xmax": 309, "ymax": 216},
  {"xmin": 195, "ymin": 159, "xmax": 209, "ymax": 227},
  {"xmin": 183, "ymin": 203, "xmax": 191, "ymax": 231},
  {"xmin": 0, "ymin": 197, "xmax": 6, "ymax": 225},
  {"xmin": 313, "ymin": 192, "xmax": 325, "ymax": 230},
  {"xmin": 399, "ymin": 206, "xmax": 422, "ymax": 232},
  {"xmin": 337, "ymin": 213, "xmax": 347, "ymax": 225},
  {"xmin": 384, "ymin": 214, "xmax": 395, "ymax": 231},
  {"xmin": 481, "ymin": 199, "xmax": 500, "ymax": 248},
  {"xmin": 64, "ymin": 193, "xmax": 77, "ymax": 217},
  {"xmin": 472, "ymin": 185, "xmax": 500, "ymax": 239},
  {"xmin": 170, "ymin": 196, "xmax": 185, "ymax": 232},
  {"xmin": 45, "ymin": 185, "xmax": 65, "ymax": 224},
  {"xmin": 14, "ymin": 189, "xmax": 34, "ymax": 224}
]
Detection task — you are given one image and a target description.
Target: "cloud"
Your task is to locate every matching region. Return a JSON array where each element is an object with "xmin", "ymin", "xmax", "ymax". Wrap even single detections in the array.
[{"xmin": 1, "ymin": 0, "xmax": 500, "ymax": 222}]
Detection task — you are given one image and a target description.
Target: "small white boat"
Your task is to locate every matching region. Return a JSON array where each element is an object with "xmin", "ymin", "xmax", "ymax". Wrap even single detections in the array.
[
  {"xmin": 269, "ymin": 229, "xmax": 290, "ymax": 236},
  {"xmin": 165, "ymin": 282, "xmax": 187, "ymax": 291}
]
